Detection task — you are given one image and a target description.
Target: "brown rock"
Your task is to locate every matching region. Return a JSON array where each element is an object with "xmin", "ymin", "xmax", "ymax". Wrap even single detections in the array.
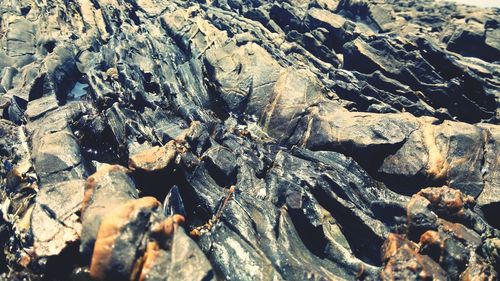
[
  {"xmin": 90, "ymin": 197, "xmax": 160, "ymax": 281},
  {"xmin": 381, "ymin": 234, "xmax": 447, "ymax": 281},
  {"xmin": 80, "ymin": 164, "xmax": 138, "ymax": 261},
  {"xmin": 129, "ymin": 141, "xmax": 178, "ymax": 172},
  {"xmin": 460, "ymin": 258, "xmax": 497, "ymax": 281},
  {"xmin": 417, "ymin": 186, "xmax": 474, "ymax": 221},
  {"xmin": 381, "ymin": 233, "xmax": 419, "ymax": 263}
]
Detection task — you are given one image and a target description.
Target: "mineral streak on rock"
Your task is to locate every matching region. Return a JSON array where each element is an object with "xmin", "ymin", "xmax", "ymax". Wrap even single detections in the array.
[{"xmin": 0, "ymin": 0, "xmax": 499, "ymax": 280}]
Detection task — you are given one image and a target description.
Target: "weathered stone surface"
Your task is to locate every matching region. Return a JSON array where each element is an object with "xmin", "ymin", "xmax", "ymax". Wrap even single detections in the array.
[
  {"xmin": 80, "ymin": 165, "xmax": 138, "ymax": 260},
  {"xmin": 0, "ymin": 0, "xmax": 498, "ymax": 280},
  {"xmin": 129, "ymin": 141, "xmax": 178, "ymax": 172},
  {"xmin": 169, "ymin": 226, "xmax": 215, "ymax": 281},
  {"xmin": 90, "ymin": 197, "xmax": 160, "ymax": 281},
  {"xmin": 32, "ymin": 130, "xmax": 87, "ymax": 185},
  {"xmin": 381, "ymin": 236, "xmax": 447, "ymax": 281},
  {"xmin": 31, "ymin": 180, "xmax": 85, "ymax": 257}
]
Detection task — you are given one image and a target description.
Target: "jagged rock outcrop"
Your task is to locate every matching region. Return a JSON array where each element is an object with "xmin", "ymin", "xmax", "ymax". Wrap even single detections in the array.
[{"xmin": 0, "ymin": 0, "xmax": 498, "ymax": 280}]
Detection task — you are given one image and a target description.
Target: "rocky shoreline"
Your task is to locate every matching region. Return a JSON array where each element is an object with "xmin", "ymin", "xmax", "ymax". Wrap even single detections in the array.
[{"xmin": 0, "ymin": 0, "xmax": 499, "ymax": 280}]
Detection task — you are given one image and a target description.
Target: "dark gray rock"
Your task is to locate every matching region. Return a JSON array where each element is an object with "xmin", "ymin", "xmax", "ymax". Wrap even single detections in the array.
[
  {"xmin": 0, "ymin": 0, "xmax": 498, "ymax": 280},
  {"xmin": 32, "ymin": 130, "xmax": 87, "ymax": 185}
]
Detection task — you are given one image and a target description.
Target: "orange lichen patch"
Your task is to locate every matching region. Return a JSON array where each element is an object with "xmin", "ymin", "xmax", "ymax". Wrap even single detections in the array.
[
  {"xmin": 422, "ymin": 123, "xmax": 449, "ymax": 180},
  {"xmin": 154, "ymin": 214, "xmax": 186, "ymax": 238},
  {"xmin": 380, "ymin": 246, "xmax": 447, "ymax": 281},
  {"xmin": 89, "ymin": 197, "xmax": 160, "ymax": 280},
  {"xmin": 417, "ymin": 186, "xmax": 474, "ymax": 219},
  {"xmin": 129, "ymin": 141, "xmax": 177, "ymax": 172},
  {"xmin": 138, "ymin": 242, "xmax": 161, "ymax": 281},
  {"xmin": 81, "ymin": 165, "xmax": 130, "ymax": 214},
  {"xmin": 419, "ymin": 230, "xmax": 441, "ymax": 247},
  {"xmin": 381, "ymin": 233, "xmax": 419, "ymax": 263}
]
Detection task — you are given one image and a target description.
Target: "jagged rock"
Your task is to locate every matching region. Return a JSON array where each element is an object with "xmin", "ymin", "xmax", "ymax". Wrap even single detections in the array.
[
  {"xmin": 460, "ymin": 258, "xmax": 497, "ymax": 281},
  {"xmin": 90, "ymin": 197, "xmax": 160, "ymax": 281},
  {"xmin": 0, "ymin": 0, "xmax": 499, "ymax": 280},
  {"xmin": 32, "ymin": 130, "xmax": 87, "ymax": 185},
  {"xmin": 447, "ymin": 21, "xmax": 500, "ymax": 62},
  {"xmin": 380, "ymin": 233, "xmax": 447, "ymax": 281},
  {"xmin": 407, "ymin": 194, "xmax": 439, "ymax": 241},
  {"xmin": 169, "ymin": 226, "xmax": 215, "ymax": 281},
  {"xmin": 406, "ymin": 186, "xmax": 479, "ymax": 240},
  {"xmin": 139, "ymin": 225, "xmax": 215, "ymax": 281},
  {"xmin": 419, "ymin": 221, "xmax": 482, "ymax": 279},
  {"xmin": 80, "ymin": 165, "xmax": 138, "ymax": 260},
  {"xmin": 129, "ymin": 141, "xmax": 178, "ymax": 172},
  {"xmin": 477, "ymin": 124, "xmax": 500, "ymax": 228}
]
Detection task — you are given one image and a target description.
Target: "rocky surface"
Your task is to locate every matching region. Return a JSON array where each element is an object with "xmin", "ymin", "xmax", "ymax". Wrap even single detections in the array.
[{"xmin": 0, "ymin": 0, "xmax": 499, "ymax": 280}]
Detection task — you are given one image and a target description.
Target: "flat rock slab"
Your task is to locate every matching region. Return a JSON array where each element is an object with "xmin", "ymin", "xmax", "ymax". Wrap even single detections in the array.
[{"xmin": 31, "ymin": 180, "xmax": 85, "ymax": 257}]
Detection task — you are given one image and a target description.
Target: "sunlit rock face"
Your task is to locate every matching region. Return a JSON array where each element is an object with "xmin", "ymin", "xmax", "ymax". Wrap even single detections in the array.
[{"xmin": 0, "ymin": 0, "xmax": 499, "ymax": 280}]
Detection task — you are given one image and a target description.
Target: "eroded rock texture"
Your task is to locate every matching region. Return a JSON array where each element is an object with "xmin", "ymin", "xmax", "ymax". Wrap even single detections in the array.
[{"xmin": 0, "ymin": 0, "xmax": 499, "ymax": 280}]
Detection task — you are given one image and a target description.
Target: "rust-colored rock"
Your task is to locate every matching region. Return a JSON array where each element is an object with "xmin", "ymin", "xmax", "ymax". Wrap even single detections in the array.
[
  {"xmin": 80, "ymin": 164, "xmax": 138, "ymax": 261},
  {"xmin": 138, "ymin": 242, "xmax": 170, "ymax": 281},
  {"xmin": 460, "ymin": 258, "xmax": 497, "ymax": 281},
  {"xmin": 417, "ymin": 186, "xmax": 474, "ymax": 221},
  {"xmin": 90, "ymin": 197, "xmax": 160, "ymax": 281},
  {"xmin": 129, "ymin": 141, "xmax": 178, "ymax": 172},
  {"xmin": 381, "ymin": 233, "xmax": 419, "ymax": 263},
  {"xmin": 381, "ymin": 234, "xmax": 447, "ymax": 281}
]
